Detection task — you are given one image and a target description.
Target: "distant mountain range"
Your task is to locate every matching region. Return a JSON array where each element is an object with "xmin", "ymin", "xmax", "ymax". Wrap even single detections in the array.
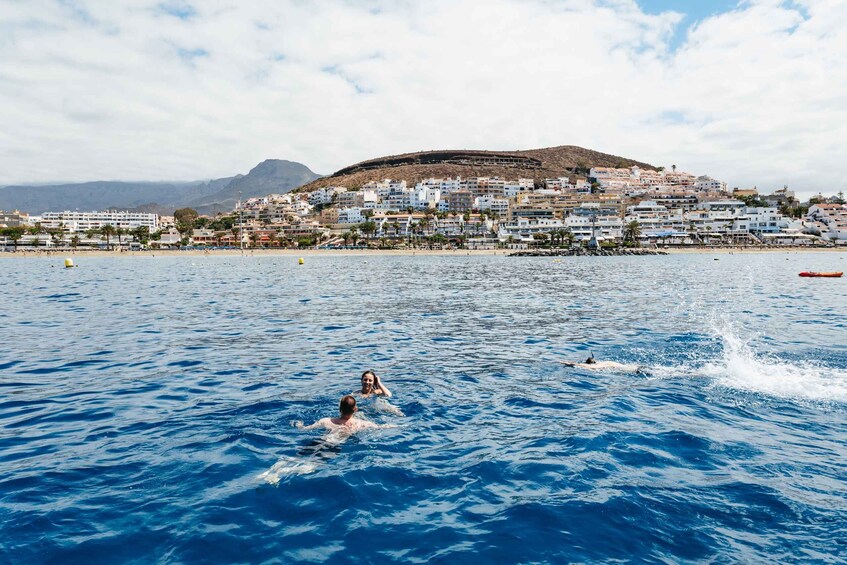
[
  {"xmin": 1, "ymin": 146, "xmax": 658, "ymax": 216},
  {"xmin": 0, "ymin": 160, "xmax": 322, "ymax": 216}
]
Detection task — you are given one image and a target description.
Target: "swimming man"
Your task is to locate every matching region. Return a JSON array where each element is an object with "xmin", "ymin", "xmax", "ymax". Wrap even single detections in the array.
[
  {"xmin": 295, "ymin": 395, "xmax": 392, "ymax": 433},
  {"xmin": 561, "ymin": 355, "xmax": 644, "ymax": 373}
]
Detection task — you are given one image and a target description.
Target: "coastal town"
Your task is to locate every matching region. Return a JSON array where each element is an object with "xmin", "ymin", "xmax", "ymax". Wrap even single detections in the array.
[{"xmin": 2, "ymin": 165, "xmax": 846, "ymax": 251}]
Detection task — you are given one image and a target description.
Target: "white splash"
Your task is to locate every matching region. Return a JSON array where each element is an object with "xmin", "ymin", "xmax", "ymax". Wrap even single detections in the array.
[
  {"xmin": 643, "ymin": 320, "xmax": 847, "ymax": 404},
  {"xmin": 701, "ymin": 323, "xmax": 847, "ymax": 403},
  {"xmin": 258, "ymin": 456, "xmax": 317, "ymax": 486}
]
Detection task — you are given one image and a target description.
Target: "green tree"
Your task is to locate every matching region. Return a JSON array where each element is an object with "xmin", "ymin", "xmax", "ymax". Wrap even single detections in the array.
[
  {"xmin": 2, "ymin": 226, "xmax": 26, "ymax": 251},
  {"xmin": 359, "ymin": 221, "xmax": 377, "ymax": 239},
  {"xmin": 132, "ymin": 226, "xmax": 150, "ymax": 244},
  {"xmin": 623, "ymin": 220, "xmax": 641, "ymax": 247},
  {"xmin": 174, "ymin": 207, "xmax": 199, "ymax": 227},
  {"xmin": 738, "ymin": 195, "xmax": 768, "ymax": 208},
  {"xmin": 100, "ymin": 224, "xmax": 117, "ymax": 248},
  {"xmin": 70, "ymin": 235, "xmax": 81, "ymax": 249},
  {"xmin": 49, "ymin": 228, "xmax": 64, "ymax": 248}
]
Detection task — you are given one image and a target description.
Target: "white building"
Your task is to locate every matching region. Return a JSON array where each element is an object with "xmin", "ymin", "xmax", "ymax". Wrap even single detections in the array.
[
  {"xmin": 308, "ymin": 186, "xmax": 347, "ymax": 206},
  {"xmin": 498, "ymin": 217, "xmax": 567, "ymax": 242},
  {"xmin": 625, "ymin": 201, "xmax": 686, "ymax": 239},
  {"xmin": 337, "ymin": 207, "xmax": 367, "ymax": 224},
  {"xmin": 565, "ymin": 214, "xmax": 623, "ymax": 242},
  {"xmin": 808, "ymin": 204, "xmax": 847, "ymax": 240},
  {"xmin": 694, "ymin": 176, "xmax": 727, "ymax": 192},
  {"xmin": 40, "ymin": 210, "xmax": 159, "ymax": 233},
  {"xmin": 744, "ymin": 207, "xmax": 790, "ymax": 234},
  {"xmin": 474, "ymin": 196, "xmax": 510, "ymax": 216}
]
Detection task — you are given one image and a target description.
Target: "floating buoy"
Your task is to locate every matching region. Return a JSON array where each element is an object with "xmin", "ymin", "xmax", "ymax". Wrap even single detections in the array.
[
  {"xmin": 298, "ymin": 257, "xmax": 304, "ymax": 265},
  {"xmin": 64, "ymin": 258, "xmax": 75, "ymax": 268}
]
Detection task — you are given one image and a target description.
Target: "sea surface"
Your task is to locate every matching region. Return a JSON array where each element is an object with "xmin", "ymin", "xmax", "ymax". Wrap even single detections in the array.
[{"xmin": 2, "ymin": 252, "xmax": 847, "ymax": 563}]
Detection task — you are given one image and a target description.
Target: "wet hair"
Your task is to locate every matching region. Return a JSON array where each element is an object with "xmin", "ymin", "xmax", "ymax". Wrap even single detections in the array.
[
  {"xmin": 340, "ymin": 395, "xmax": 357, "ymax": 416},
  {"xmin": 585, "ymin": 356, "xmax": 596, "ymax": 364},
  {"xmin": 361, "ymin": 370, "xmax": 375, "ymax": 381}
]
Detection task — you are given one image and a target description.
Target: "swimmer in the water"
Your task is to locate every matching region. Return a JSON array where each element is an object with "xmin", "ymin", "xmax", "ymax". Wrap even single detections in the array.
[
  {"xmin": 295, "ymin": 395, "xmax": 393, "ymax": 433},
  {"xmin": 561, "ymin": 355, "xmax": 644, "ymax": 373},
  {"xmin": 359, "ymin": 370, "xmax": 392, "ymax": 398}
]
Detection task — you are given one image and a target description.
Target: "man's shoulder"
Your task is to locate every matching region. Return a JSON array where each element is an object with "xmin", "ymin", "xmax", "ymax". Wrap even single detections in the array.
[{"xmin": 354, "ymin": 418, "xmax": 379, "ymax": 429}]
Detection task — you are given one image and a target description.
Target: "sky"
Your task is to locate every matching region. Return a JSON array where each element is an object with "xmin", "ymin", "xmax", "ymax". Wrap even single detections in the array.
[{"xmin": 1, "ymin": 0, "xmax": 845, "ymax": 199}]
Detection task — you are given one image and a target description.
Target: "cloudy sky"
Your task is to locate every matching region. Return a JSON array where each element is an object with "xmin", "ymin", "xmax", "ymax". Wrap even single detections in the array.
[{"xmin": 1, "ymin": 0, "xmax": 844, "ymax": 197}]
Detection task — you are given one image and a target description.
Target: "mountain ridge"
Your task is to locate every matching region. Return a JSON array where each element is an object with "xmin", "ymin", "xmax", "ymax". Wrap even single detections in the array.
[{"xmin": 0, "ymin": 159, "xmax": 321, "ymax": 215}]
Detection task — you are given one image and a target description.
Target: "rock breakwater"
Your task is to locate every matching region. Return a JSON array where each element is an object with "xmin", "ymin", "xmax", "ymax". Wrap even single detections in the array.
[{"xmin": 508, "ymin": 248, "xmax": 667, "ymax": 257}]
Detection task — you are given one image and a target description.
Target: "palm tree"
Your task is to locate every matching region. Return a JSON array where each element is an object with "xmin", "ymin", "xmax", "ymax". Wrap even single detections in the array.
[
  {"xmin": 564, "ymin": 228, "xmax": 575, "ymax": 248},
  {"xmin": 132, "ymin": 226, "xmax": 150, "ymax": 245},
  {"xmin": 686, "ymin": 221, "xmax": 699, "ymax": 245},
  {"xmin": 49, "ymin": 229, "xmax": 64, "ymax": 248},
  {"xmin": 623, "ymin": 220, "xmax": 641, "ymax": 247},
  {"xmin": 71, "ymin": 235, "xmax": 81, "ymax": 249},
  {"xmin": 360, "ymin": 221, "xmax": 377, "ymax": 240},
  {"xmin": 100, "ymin": 225, "xmax": 116, "ymax": 248},
  {"xmin": 2, "ymin": 226, "xmax": 25, "ymax": 251}
]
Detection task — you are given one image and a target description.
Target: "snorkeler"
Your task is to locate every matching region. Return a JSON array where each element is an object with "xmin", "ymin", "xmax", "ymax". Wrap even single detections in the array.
[{"xmin": 359, "ymin": 370, "xmax": 392, "ymax": 398}]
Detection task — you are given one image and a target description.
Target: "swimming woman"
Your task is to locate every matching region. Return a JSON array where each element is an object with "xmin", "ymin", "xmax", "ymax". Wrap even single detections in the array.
[
  {"xmin": 359, "ymin": 370, "xmax": 392, "ymax": 398},
  {"xmin": 355, "ymin": 370, "xmax": 404, "ymax": 416}
]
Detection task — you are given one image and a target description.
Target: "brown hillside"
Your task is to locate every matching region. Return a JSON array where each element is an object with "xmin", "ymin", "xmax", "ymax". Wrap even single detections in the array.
[{"xmin": 297, "ymin": 145, "xmax": 656, "ymax": 191}]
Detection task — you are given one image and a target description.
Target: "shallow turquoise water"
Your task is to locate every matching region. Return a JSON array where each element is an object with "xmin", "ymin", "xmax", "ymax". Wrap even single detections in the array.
[{"xmin": 2, "ymin": 253, "xmax": 847, "ymax": 562}]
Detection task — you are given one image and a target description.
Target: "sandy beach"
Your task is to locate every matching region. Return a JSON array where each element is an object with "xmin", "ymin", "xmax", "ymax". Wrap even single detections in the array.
[{"xmin": 2, "ymin": 246, "xmax": 845, "ymax": 259}]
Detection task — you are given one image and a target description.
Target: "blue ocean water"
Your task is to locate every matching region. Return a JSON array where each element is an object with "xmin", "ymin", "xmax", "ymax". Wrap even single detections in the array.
[{"xmin": 2, "ymin": 252, "xmax": 847, "ymax": 563}]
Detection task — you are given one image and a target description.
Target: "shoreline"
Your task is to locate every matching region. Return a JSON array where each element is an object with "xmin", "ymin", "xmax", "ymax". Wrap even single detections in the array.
[{"xmin": 1, "ymin": 246, "xmax": 845, "ymax": 258}]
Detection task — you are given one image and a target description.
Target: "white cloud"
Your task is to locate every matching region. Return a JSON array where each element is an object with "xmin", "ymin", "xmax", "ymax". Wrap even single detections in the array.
[{"xmin": 0, "ymin": 0, "xmax": 844, "ymax": 198}]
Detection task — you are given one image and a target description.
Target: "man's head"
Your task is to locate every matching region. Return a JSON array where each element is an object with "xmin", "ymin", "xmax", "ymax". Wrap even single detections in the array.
[
  {"xmin": 585, "ymin": 355, "xmax": 596, "ymax": 364},
  {"xmin": 339, "ymin": 395, "xmax": 357, "ymax": 416},
  {"xmin": 361, "ymin": 370, "xmax": 376, "ymax": 393}
]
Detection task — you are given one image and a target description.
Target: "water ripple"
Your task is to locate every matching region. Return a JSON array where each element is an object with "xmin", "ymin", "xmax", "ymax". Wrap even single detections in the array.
[{"xmin": 1, "ymin": 253, "xmax": 846, "ymax": 562}]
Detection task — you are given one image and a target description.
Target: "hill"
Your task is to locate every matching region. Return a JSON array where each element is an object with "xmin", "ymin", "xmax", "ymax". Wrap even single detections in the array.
[
  {"xmin": 0, "ymin": 160, "xmax": 321, "ymax": 216},
  {"xmin": 186, "ymin": 160, "xmax": 321, "ymax": 215},
  {"xmin": 298, "ymin": 145, "xmax": 656, "ymax": 191},
  {"xmin": 0, "ymin": 180, "xmax": 231, "ymax": 215}
]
